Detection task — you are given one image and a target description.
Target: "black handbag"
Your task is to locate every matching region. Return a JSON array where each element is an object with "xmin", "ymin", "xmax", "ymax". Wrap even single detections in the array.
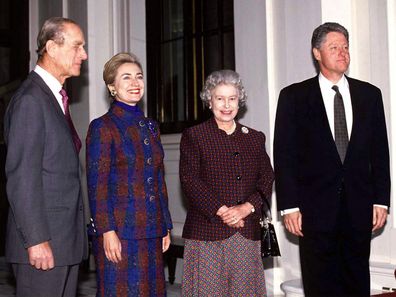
[{"xmin": 260, "ymin": 199, "xmax": 281, "ymax": 258}]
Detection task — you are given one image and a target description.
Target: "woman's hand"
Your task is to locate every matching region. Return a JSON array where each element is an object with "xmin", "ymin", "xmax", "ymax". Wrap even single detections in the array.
[
  {"xmin": 219, "ymin": 202, "xmax": 253, "ymax": 227},
  {"xmin": 162, "ymin": 232, "xmax": 171, "ymax": 252},
  {"xmin": 103, "ymin": 230, "xmax": 122, "ymax": 263}
]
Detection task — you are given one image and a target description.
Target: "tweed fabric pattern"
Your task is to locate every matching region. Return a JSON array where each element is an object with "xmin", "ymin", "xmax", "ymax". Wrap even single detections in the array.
[
  {"xmin": 92, "ymin": 236, "xmax": 166, "ymax": 297},
  {"xmin": 86, "ymin": 101, "xmax": 172, "ymax": 239},
  {"xmin": 180, "ymin": 117, "xmax": 274, "ymax": 241},
  {"xmin": 182, "ymin": 232, "xmax": 267, "ymax": 297},
  {"xmin": 332, "ymin": 85, "xmax": 349, "ymax": 162}
]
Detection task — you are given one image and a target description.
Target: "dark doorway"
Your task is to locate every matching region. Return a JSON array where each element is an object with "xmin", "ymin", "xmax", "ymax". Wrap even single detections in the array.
[{"xmin": 0, "ymin": 0, "xmax": 30, "ymax": 256}]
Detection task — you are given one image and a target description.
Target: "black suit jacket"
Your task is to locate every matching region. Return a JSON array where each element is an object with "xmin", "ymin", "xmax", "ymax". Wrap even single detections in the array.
[
  {"xmin": 274, "ymin": 75, "xmax": 390, "ymax": 232},
  {"xmin": 4, "ymin": 71, "xmax": 87, "ymax": 265}
]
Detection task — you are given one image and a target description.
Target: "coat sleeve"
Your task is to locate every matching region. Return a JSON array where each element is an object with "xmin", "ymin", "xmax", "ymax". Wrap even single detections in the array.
[
  {"xmin": 245, "ymin": 132, "xmax": 274, "ymax": 213},
  {"xmin": 370, "ymin": 88, "xmax": 391, "ymax": 206},
  {"xmin": 5, "ymin": 94, "xmax": 50, "ymax": 248},
  {"xmin": 156, "ymin": 127, "xmax": 173, "ymax": 231},
  {"xmin": 179, "ymin": 128, "xmax": 224, "ymax": 219},
  {"xmin": 86, "ymin": 119, "xmax": 117, "ymax": 235},
  {"xmin": 274, "ymin": 88, "xmax": 301, "ymax": 211}
]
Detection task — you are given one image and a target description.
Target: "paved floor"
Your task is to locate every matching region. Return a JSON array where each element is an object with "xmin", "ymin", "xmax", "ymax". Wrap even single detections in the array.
[{"xmin": 0, "ymin": 257, "xmax": 182, "ymax": 297}]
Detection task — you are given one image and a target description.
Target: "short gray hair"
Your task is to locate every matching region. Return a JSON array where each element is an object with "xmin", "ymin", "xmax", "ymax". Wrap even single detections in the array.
[
  {"xmin": 200, "ymin": 69, "xmax": 247, "ymax": 107},
  {"xmin": 36, "ymin": 17, "xmax": 78, "ymax": 60},
  {"xmin": 311, "ymin": 22, "xmax": 349, "ymax": 49}
]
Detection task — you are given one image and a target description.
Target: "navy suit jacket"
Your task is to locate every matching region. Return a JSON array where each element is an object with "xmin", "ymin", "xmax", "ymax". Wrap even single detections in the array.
[{"xmin": 274, "ymin": 76, "xmax": 390, "ymax": 232}]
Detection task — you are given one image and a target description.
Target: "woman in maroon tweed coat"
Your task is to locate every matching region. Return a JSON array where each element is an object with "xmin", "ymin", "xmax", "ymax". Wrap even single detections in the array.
[{"xmin": 180, "ymin": 70, "xmax": 274, "ymax": 296}]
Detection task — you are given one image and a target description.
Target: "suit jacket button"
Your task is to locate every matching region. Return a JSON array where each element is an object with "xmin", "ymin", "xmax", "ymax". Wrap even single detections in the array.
[
  {"xmin": 147, "ymin": 177, "xmax": 153, "ymax": 184},
  {"xmin": 144, "ymin": 138, "xmax": 150, "ymax": 145},
  {"xmin": 146, "ymin": 157, "xmax": 152, "ymax": 165},
  {"xmin": 149, "ymin": 195, "xmax": 155, "ymax": 201},
  {"xmin": 139, "ymin": 120, "xmax": 145, "ymax": 127}
]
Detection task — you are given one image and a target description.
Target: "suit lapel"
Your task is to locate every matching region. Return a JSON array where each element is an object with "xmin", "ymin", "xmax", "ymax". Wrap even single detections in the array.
[
  {"xmin": 307, "ymin": 77, "xmax": 341, "ymax": 163},
  {"xmin": 30, "ymin": 71, "xmax": 78, "ymax": 155},
  {"xmin": 30, "ymin": 71, "xmax": 70, "ymax": 129},
  {"xmin": 344, "ymin": 77, "xmax": 362, "ymax": 163}
]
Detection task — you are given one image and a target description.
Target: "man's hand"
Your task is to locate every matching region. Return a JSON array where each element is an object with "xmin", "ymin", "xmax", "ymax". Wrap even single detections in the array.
[
  {"xmin": 283, "ymin": 211, "xmax": 303, "ymax": 236},
  {"xmin": 103, "ymin": 230, "xmax": 122, "ymax": 263},
  {"xmin": 372, "ymin": 206, "xmax": 388, "ymax": 231},
  {"xmin": 162, "ymin": 232, "xmax": 171, "ymax": 253},
  {"xmin": 27, "ymin": 241, "xmax": 54, "ymax": 270}
]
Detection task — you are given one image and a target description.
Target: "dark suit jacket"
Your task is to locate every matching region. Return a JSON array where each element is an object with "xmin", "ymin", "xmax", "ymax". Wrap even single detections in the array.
[
  {"xmin": 180, "ymin": 117, "xmax": 274, "ymax": 241},
  {"xmin": 274, "ymin": 75, "xmax": 390, "ymax": 232},
  {"xmin": 86, "ymin": 102, "xmax": 173, "ymax": 240},
  {"xmin": 4, "ymin": 71, "xmax": 87, "ymax": 266}
]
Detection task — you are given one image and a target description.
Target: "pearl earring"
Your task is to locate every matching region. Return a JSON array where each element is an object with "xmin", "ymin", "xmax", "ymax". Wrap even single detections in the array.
[{"xmin": 110, "ymin": 90, "xmax": 116, "ymax": 97}]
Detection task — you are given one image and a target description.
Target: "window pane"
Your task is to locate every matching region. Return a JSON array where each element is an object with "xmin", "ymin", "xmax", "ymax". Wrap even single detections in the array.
[
  {"xmin": 223, "ymin": 32, "xmax": 235, "ymax": 70},
  {"xmin": 0, "ymin": 1, "xmax": 10, "ymax": 29},
  {"xmin": 160, "ymin": 39, "xmax": 185, "ymax": 123},
  {"xmin": 222, "ymin": 0, "xmax": 233, "ymax": 27},
  {"xmin": 203, "ymin": 34, "xmax": 220, "ymax": 75},
  {"xmin": 202, "ymin": 0, "xmax": 218, "ymax": 31},
  {"xmin": 162, "ymin": 0, "xmax": 184, "ymax": 41}
]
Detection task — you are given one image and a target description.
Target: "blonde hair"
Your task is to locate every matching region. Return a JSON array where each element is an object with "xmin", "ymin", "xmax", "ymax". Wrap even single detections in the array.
[{"xmin": 103, "ymin": 52, "xmax": 143, "ymax": 86}]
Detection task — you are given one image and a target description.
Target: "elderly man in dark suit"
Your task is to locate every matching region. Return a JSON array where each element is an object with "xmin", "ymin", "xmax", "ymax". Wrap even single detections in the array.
[
  {"xmin": 4, "ymin": 17, "xmax": 88, "ymax": 297},
  {"xmin": 274, "ymin": 22, "xmax": 390, "ymax": 297}
]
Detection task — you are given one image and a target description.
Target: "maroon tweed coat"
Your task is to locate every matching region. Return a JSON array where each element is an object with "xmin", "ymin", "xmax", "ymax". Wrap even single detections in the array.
[{"xmin": 180, "ymin": 117, "xmax": 274, "ymax": 241}]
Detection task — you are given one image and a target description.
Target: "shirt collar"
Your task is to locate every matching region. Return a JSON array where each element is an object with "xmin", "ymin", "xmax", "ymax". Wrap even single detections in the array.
[
  {"xmin": 34, "ymin": 65, "xmax": 63, "ymax": 96},
  {"xmin": 318, "ymin": 72, "xmax": 348, "ymax": 91}
]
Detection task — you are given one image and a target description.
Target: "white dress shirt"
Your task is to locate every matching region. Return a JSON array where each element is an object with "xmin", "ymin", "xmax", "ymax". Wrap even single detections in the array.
[
  {"xmin": 34, "ymin": 65, "xmax": 65, "ymax": 114},
  {"xmin": 281, "ymin": 73, "xmax": 386, "ymax": 215}
]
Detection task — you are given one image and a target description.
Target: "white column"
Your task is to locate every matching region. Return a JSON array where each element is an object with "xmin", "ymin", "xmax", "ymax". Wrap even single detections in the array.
[
  {"xmin": 387, "ymin": 0, "xmax": 396, "ymax": 231},
  {"xmin": 29, "ymin": 0, "xmax": 39, "ymax": 71},
  {"xmin": 86, "ymin": 0, "xmax": 114, "ymax": 120},
  {"xmin": 234, "ymin": 0, "xmax": 269, "ymax": 136},
  {"xmin": 129, "ymin": 0, "xmax": 148, "ymax": 113}
]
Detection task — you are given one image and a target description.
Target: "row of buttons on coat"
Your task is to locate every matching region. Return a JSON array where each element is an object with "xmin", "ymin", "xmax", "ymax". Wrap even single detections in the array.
[
  {"xmin": 234, "ymin": 151, "xmax": 242, "ymax": 204},
  {"xmin": 140, "ymin": 120, "xmax": 156, "ymax": 203}
]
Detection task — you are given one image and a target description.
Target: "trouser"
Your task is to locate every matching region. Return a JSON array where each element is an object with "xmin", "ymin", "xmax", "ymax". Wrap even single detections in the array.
[{"xmin": 12, "ymin": 263, "xmax": 80, "ymax": 297}]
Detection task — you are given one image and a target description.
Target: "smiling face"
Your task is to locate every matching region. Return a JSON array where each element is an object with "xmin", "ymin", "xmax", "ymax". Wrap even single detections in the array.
[
  {"xmin": 209, "ymin": 84, "xmax": 239, "ymax": 127},
  {"xmin": 108, "ymin": 62, "xmax": 145, "ymax": 106},
  {"xmin": 313, "ymin": 31, "xmax": 350, "ymax": 82}
]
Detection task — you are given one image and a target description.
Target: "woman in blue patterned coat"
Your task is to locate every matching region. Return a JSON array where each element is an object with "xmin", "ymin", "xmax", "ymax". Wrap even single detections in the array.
[
  {"xmin": 180, "ymin": 70, "xmax": 274, "ymax": 296},
  {"xmin": 86, "ymin": 52, "xmax": 172, "ymax": 297}
]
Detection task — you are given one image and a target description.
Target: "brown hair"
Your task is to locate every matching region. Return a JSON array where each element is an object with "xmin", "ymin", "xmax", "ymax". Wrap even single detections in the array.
[
  {"xmin": 36, "ymin": 17, "xmax": 78, "ymax": 60},
  {"xmin": 103, "ymin": 52, "xmax": 143, "ymax": 86}
]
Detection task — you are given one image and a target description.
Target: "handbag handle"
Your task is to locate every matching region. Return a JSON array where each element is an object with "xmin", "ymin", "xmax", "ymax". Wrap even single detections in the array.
[{"xmin": 261, "ymin": 198, "xmax": 272, "ymax": 223}]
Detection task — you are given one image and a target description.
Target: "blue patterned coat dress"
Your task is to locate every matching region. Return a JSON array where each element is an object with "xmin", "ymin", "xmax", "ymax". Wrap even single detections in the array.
[{"xmin": 86, "ymin": 101, "xmax": 172, "ymax": 297}]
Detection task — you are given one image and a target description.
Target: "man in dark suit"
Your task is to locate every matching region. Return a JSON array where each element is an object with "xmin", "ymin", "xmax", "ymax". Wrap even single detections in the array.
[
  {"xmin": 4, "ymin": 17, "xmax": 88, "ymax": 297},
  {"xmin": 274, "ymin": 22, "xmax": 390, "ymax": 297}
]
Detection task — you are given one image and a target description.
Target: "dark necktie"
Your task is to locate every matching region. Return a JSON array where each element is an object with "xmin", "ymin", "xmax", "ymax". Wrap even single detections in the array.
[
  {"xmin": 60, "ymin": 88, "xmax": 82, "ymax": 153},
  {"xmin": 332, "ymin": 85, "xmax": 348, "ymax": 162}
]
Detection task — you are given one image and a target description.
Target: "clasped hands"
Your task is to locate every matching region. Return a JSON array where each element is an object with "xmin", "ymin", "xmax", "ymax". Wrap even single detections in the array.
[{"xmin": 216, "ymin": 202, "xmax": 253, "ymax": 228}]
